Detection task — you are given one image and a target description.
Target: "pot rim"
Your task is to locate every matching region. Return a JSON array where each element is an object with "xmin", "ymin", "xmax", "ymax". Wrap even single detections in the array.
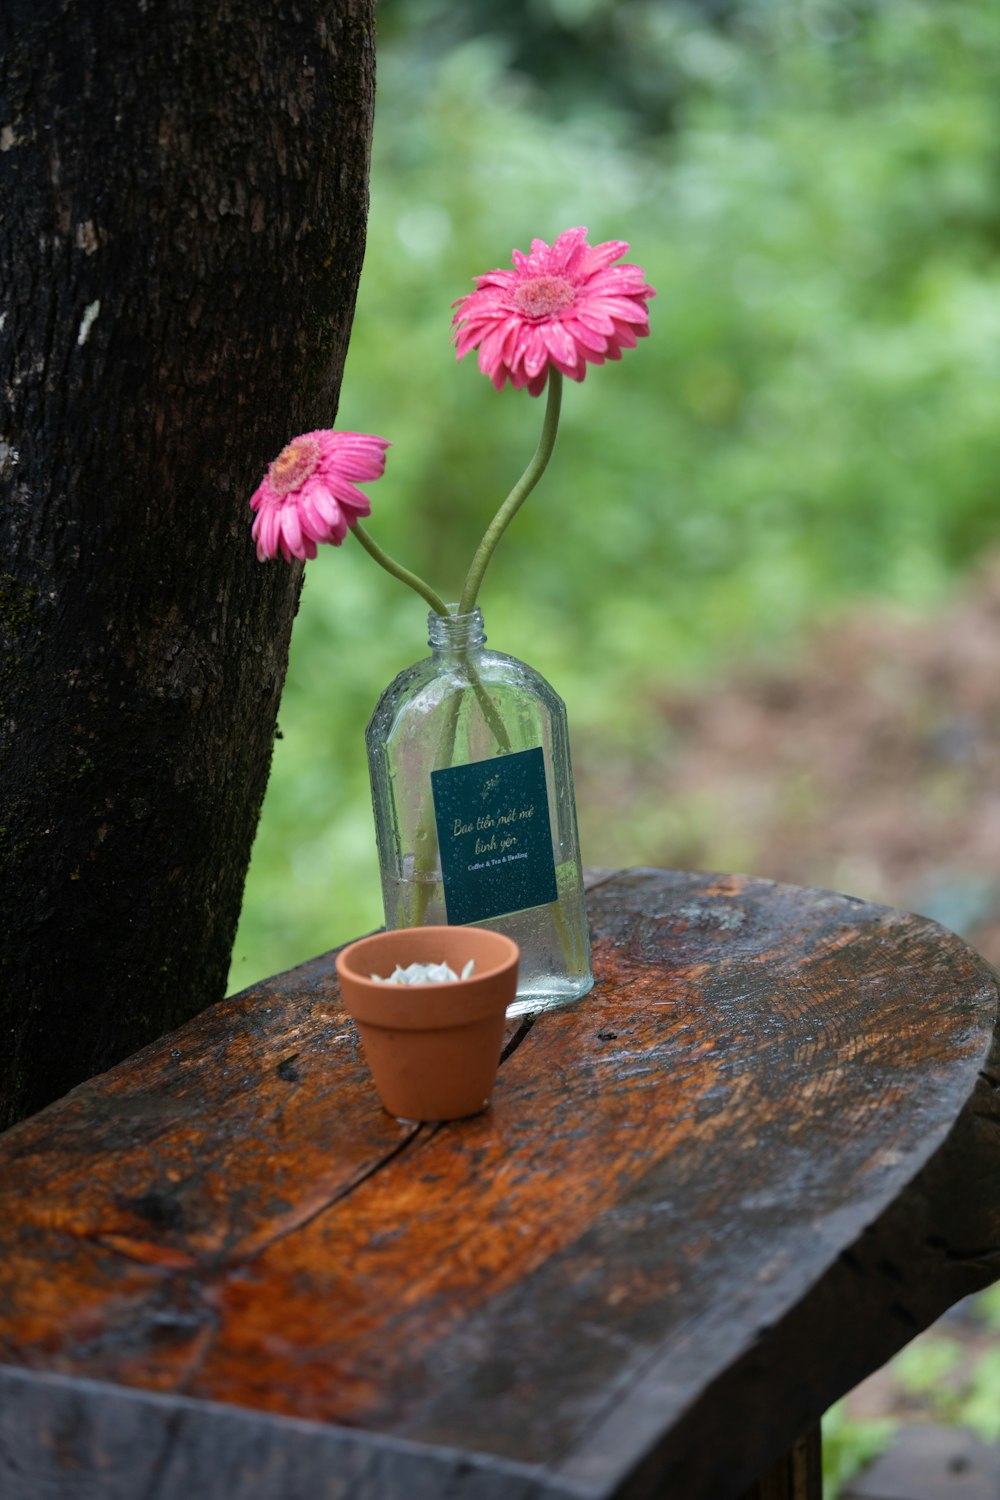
[{"xmin": 335, "ymin": 927, "xmax": 519, "ymax": 1029}]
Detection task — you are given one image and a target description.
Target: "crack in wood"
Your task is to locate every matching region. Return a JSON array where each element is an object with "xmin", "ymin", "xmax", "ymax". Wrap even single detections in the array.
[
  {"xmin": 139, "ymin": 1402, "xmax": 188, "ymax": 1500},
  {"xmin": 500, "ymin": 1013, "xmax": 537, "ymax": 1064}
]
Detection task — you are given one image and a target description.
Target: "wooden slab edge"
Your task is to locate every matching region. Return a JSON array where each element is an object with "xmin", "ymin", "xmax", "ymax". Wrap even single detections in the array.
[{"xmin": 0, "ymin": 1364, "xmax": 591, "ymax": 1500}]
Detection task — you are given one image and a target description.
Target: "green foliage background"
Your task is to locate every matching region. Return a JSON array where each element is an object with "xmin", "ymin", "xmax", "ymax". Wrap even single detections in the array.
[{"xmin": 230, "ymin": 0, "xmax": 1000, "ymax": 995}]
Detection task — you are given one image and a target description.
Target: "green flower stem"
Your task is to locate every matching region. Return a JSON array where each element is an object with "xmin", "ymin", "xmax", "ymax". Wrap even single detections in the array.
[
  {"xmin": 466, "ymin": 664, "xmax": 511, "ymax": 753},
  {"xmin": 409, "ymin": 686, "xmax": 464, "ymax": 924},
  {"xmin": 458, "ymin": 369, "xmax": 563, "ymax": 616},
  {"xmin": 352, "ymin": 523, "xmax": 449, "ymax": 617}
]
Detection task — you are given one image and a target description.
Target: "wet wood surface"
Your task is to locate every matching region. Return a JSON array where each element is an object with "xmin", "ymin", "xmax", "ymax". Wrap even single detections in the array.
[{"xmin": 0, "ymin": 868, "xmax": 998, "ymax": 1500}]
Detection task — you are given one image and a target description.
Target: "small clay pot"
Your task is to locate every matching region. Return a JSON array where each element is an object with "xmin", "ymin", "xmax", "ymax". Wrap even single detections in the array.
[{"xmin": 335, "ymin": 926, "xmax": 520, "ymax": 1121}]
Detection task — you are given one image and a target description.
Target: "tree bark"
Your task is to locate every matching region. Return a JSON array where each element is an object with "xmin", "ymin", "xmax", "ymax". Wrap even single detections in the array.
[{"xmin": 0, "ymin": 0, "xmax": 376, "ymax": 1127}]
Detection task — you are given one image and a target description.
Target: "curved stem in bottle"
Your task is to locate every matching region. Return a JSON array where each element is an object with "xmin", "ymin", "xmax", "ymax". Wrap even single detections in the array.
[
  {"xmin": 463, "ymin": 652, "xmax": 511, "ymax": 752},
  {"xmin": 458, "ymin": 370, "xmax": 563, "ymax": 616},
  {"xmin": 408, "ymin": 685, "xmax": 464, "ymax": 925}
]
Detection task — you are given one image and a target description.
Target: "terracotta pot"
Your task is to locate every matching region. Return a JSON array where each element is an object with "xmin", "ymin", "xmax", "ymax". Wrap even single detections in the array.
[{"xmin": 335, "ymin": 926, "xmax": 520, "ymax": 1121}]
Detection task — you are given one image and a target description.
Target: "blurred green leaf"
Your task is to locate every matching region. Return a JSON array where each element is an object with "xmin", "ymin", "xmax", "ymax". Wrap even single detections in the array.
[{"xmin": 822, "ymin": 1401, "xmax": 897, "ymax": 1500}]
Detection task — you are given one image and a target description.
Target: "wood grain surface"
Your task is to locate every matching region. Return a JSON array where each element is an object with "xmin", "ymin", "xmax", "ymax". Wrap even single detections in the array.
[{"xmin": 0, "ymin": 868, "xmax": 997, "ymax": 1500}]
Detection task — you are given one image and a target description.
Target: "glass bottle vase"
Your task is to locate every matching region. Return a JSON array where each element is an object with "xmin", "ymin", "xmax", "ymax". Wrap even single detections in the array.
[{"xmin": 365, "ymin": 608, "xmax": 593, "ymax": 1014}]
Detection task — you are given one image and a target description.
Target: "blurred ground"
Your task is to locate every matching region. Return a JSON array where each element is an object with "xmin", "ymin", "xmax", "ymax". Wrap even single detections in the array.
[{"xmin": 636, "ymin": 550, "xmax": 1000, "ymax": 970}]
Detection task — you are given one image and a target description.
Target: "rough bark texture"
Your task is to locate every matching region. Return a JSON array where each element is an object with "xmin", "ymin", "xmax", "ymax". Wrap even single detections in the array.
[
  {"xmin": 0, "ymin": 869, "xmax": 997, "ymax": 1499},
  {"xmin": 0, "ymin": 0, "xmax": 376, "ymax": 1126}
]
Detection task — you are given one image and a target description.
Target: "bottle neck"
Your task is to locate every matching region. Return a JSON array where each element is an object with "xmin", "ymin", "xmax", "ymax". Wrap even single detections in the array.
[{"xmin": 427, "ymin": 606, "xmax": 486, "ymax": 655}]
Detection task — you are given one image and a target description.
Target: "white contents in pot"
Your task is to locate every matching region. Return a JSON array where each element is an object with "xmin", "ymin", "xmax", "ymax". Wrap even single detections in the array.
[{"xmin": 370, "ymin": 960, "xmax": 476, "ymax": 985}]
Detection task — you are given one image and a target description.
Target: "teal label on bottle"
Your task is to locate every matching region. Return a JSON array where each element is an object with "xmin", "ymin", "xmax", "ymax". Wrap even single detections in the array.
[{"xmin": 431, "ymin": 747, "xmax": 558, "ymax": 926}]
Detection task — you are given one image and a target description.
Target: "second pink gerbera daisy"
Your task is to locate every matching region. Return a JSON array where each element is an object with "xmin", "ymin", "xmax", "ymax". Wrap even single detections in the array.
[
  {"xmin": 451, "ymin": 226, "xmax": 655, "ymax": 396},
  {"xmin": 250, "ymin": 429, "xmax": 390, "ymax": 563}
]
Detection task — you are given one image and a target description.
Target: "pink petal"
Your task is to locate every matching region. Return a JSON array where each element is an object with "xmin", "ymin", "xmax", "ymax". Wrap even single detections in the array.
[
  {"xmin": 249, "ymin": 479, "xmax": 275, "ymax": 514},
  {"xmin": 542, "ymin": 320, "xmax": 581, "ymax": 370},
  {"xmin": 578, "ymin": 239, "xmax": 630, "ymax": 276},
  {"xmin": 328, "ymin": 477, "xmax": 373, "ymax": 519},
  {"xmin": 254, "ymin": 503, "xmax": 280, "ymax": 560},
  {"xmin": 522, "ymin": 328, "xmax": 551, "ymax": 380},
  {"xmin": 584, "ymin": 293, "xmax": 651, "ymax": 322},
  {"xmin": 574, "ymin": 305, "xmax": 617, "ymax": 336},
  {"xmin": 280, "ymin": 504, "xmax": 304, "ymax": 558},
  {"xmin": 610, "ymin": 322, "xmax": 639, "ymax": 350},
  {"xmin": 481, "ymin": 349, "xmax": 510, "ymax": 389},
  {"xmin": 311, "ymin": 486, "xmax": 345, "ymax": 531},
  {"xmin": 561, "ymin": 315, "xmax": 607, "ymax": 353},
  {"xmin": 298, "ymin": 496, "xmax": 329, "ymax": 543},
  {"xmin": 476, "ymin": 269, "xmax": 518, "ymax": 294},
  {"xmin": 549, "ymin": 226, "xmax": 590, "ymax": 276},
  {"xmin": 324, "ymin": 442, "xmax": 388, "ymax": 482},
  {"xmin": 476, "ymin": 340, "xmax": 507, "ymax": 386}
]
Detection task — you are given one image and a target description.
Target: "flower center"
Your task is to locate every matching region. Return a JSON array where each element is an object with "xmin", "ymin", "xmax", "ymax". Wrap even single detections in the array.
[
  {"xmin": 269, "ymin": 436, "xmax": 321, "ymax": 497},
  {"xmin": 513, "ymin": 275, "xmax": 576, "ymax": 320}
]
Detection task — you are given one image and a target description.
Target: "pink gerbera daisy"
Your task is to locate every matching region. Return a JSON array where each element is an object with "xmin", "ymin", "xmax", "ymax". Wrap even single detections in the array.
[
  {"xmin": 250, "ymin": 429, "xmax": 390, "ymax": 563},
  {"xmin": 451, "ymin": 226, "xmax": 655, "ymax": 396}
]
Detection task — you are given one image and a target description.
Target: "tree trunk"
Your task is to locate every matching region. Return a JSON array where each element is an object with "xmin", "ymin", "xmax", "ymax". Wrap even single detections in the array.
[{"xmin": 0, "ymin": 0, "xmax": 376, "ymax": 1128}]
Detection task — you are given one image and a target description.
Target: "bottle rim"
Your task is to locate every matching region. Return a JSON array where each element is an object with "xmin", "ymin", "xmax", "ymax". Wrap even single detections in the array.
[{"xmin": 427, "ymin": 606, "xmax": 486, "ymax": 650}]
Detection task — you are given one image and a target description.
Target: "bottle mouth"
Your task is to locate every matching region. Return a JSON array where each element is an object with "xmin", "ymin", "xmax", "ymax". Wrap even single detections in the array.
[{"xmin": 428, "ymin": 606, "xmax": 486, "ymax": 651}]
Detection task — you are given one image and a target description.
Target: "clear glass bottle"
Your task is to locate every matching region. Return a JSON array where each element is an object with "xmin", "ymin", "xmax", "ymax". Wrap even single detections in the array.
[{"xmin": 366, "ymin": 608, "xmax": 593, "ymax": 1014}]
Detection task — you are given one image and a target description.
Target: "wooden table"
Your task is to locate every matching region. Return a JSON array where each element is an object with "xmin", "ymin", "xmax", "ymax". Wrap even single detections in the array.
[{"xmin": 1, "ymin": 869, "xmax": 998, "ymax": 1500}]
